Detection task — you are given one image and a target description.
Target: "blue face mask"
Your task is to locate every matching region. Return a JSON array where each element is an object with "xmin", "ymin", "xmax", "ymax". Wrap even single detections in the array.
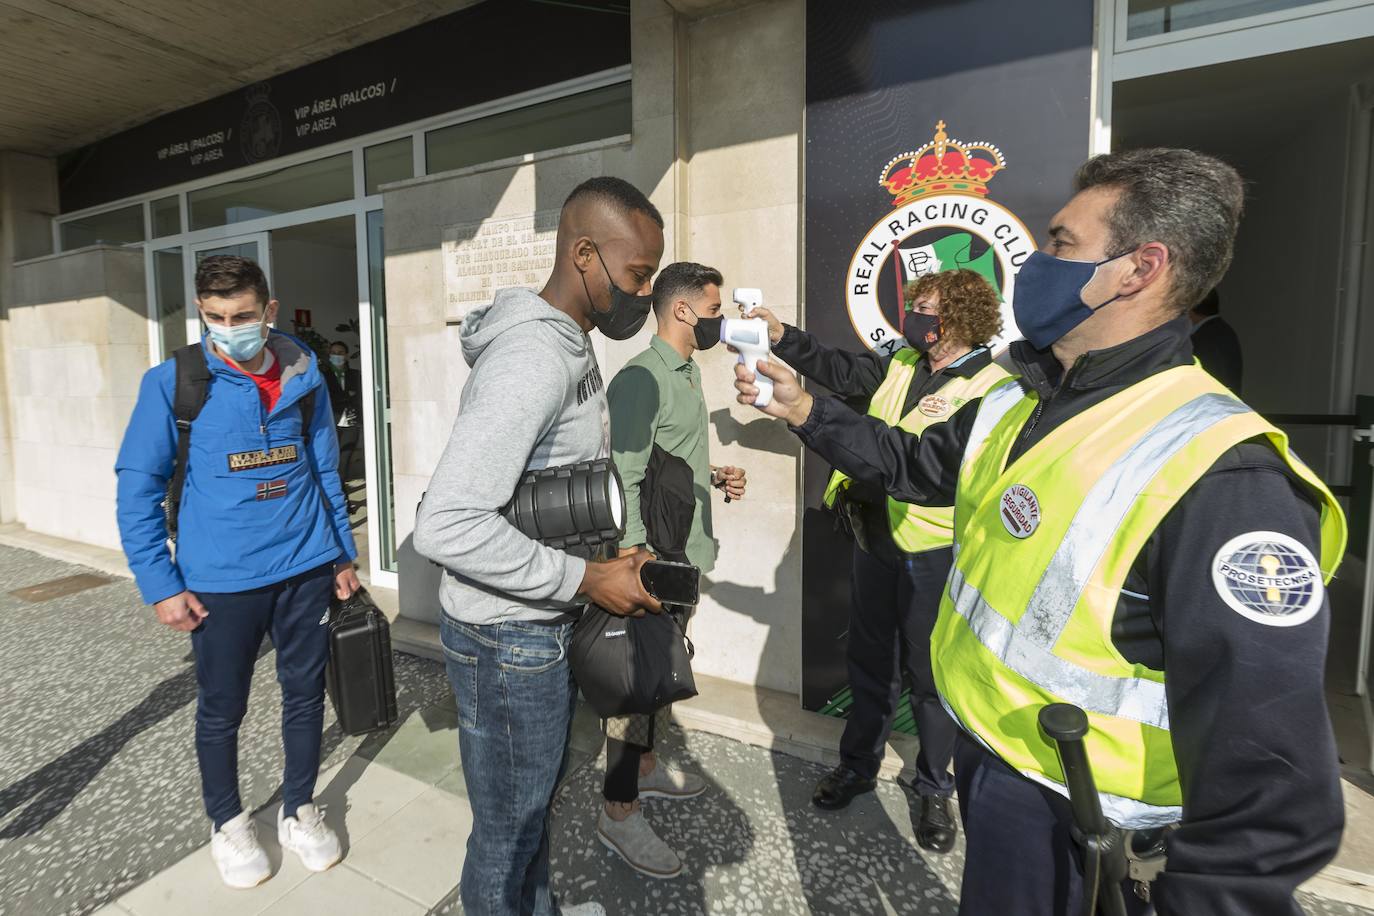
[
  {"xmin": 206, "ymin": 319, "xmax": 268, "ymax": 363},
  {"xmin": 1011, "ymin": 250, "xmax": 1130, "ymax": 350}
]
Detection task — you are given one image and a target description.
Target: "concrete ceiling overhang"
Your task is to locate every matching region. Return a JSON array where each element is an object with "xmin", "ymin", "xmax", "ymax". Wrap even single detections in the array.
[
  {"xmin": 665, "ymin": 0, "xmax": 755, "ymax": 15},
  {"xmin": 0, "ymin": 0, "xmax": 487, "ymax": 157}
]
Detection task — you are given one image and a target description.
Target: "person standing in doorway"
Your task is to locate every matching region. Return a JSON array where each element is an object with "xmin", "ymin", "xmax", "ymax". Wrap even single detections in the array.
[
  {"xmin": 600, "ymin": 262, "xmax": 747, "ymax": 878},
  {"xmin": 746, "ymin": 269, "xmax": 1008, "ymax": 853},
  {"xmin": 1189, "ymin": 288, "xmax": 1243, "ymax": 393},
  {"xmin": 413, "ymin": 177, "xmax": 666, "ymax": 916},
  {"xmin": 115, "ymin": 254, "xmax": 360, "ymax": 889},
  {"xmin": 323, "ymin": 340, "xmax": 363, "ymax": 484}
]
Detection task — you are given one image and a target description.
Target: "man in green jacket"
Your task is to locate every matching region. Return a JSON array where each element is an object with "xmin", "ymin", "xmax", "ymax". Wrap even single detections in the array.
[{"xmin": 601, "ymin": 262, "xmax": 747, "ymax": 878}]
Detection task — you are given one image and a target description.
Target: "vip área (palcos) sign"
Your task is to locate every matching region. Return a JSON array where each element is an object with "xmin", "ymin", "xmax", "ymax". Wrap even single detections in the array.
[{"xmin": 59, "ymin": 1, "xmax": 628, "ymax": 213}]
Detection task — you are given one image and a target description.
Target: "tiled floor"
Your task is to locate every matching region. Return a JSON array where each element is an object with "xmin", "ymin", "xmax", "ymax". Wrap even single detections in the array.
[
  {"xmin": 2, "ymin": 542, "xmax": 1372, "ymax": 916},
  {"xmin": 0, "ymin": 544, "xmax": 448, "ymax": 916}
]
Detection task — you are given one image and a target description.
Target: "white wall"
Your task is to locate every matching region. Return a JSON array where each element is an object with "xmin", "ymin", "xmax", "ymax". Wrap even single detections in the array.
[
  {"xmin": 0, "ymin": 152, "xmax": 60, "ymax": 526},
  {"xmin": 678, "ymin": 0, "xmax": 805, "ymax": 691},
  {"xmin": 384, "ymin": 0, "xmax": 808, "ymax": 693},
  {"xmin": 7, "ymin": 246, "xmax": 148, "ymax": 549}
]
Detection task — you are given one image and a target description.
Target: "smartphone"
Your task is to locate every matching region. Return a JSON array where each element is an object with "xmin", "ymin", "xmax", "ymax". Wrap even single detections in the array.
[{"xmin": 640, "ymin": 559, "xmax": 700, "ymax": 606}]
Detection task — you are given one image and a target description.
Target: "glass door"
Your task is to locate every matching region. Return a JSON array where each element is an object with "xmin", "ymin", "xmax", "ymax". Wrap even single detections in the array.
[
  {"xmin": 185, "ymin": 232, "xmax": 272, "ymax": 344},
  {"xmin": 362, "ymin": 210, "xmax": 398, "ymax": 582},
  {"xmin": 150, "ymin": 247, "xmax": 187, "ymax": 361}
]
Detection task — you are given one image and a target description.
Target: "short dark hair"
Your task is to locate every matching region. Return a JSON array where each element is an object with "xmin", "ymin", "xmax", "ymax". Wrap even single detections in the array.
[
  {"xmin": 329, "ymin": 340, "xmax": 349, "ymax": 351},
  {"xmin": 564, "ymin": 176, "xmax": 664, "ymax": 229},
  {"xmin": 1194, "ymin": 288, "xmax": 1221, "ymax": 317},
  {"xmin": 652, "ymin": 262, "xmax": 723, "ymax": 314},
  {"xmin": 195, "ymin": 254, "xmax": 270, "ymax": 304},
  {"xmin": 1074, "ymin": 148, "xmax": 1244, "ymax": 314}
]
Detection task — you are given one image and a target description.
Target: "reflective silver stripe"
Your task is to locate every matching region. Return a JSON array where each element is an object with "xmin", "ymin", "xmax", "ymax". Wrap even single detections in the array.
[
  {"xmin": 1022, "ymin": 769, "xmax": 1182, "ymax": 830},
  {"xmin": 1019, "ymin": 393, "xmax": 1250, "ymax": 649},
  {"xmin": 939, "ymin": 683, "xmax": 1180, "ymax": 829},
  {"xmin": 960, "ymin": 380, "xmax": 1026, "ymax": 476},
  {"xmin": 946, "ymin": 564, "xmax": 1171, "ymax": 730}
]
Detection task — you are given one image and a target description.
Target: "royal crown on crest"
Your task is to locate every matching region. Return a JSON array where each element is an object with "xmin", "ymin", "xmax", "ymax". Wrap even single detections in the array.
[{"xmin": 879, "ymin": 121, "xmax": 1006, "ymax": 207}]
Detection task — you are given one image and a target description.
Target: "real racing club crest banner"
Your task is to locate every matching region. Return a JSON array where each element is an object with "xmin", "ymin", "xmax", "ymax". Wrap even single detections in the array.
[{"xmin": 800, "ymin": 0, "xmax": 1095, "ymax": 715}]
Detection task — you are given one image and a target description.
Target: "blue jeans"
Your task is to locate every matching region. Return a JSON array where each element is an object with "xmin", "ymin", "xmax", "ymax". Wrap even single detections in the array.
[
  {"xmin": 441, "ymin": 615, "xmax": 577, "ymax": 916},
  {"xmin": 191, "ymin": 562, "xmax": 333, "ymax": 829}
]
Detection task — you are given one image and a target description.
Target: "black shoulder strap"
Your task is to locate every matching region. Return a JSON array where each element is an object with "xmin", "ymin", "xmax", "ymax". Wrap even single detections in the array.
[{"xmin": 165, "ymin": 344, "xmax": 211, "ymax": 541}]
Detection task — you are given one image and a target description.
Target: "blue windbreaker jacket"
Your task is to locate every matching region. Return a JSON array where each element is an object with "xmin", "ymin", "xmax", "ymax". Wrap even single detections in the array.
[{"xmin": 115, "ymin": 330, "xmax": 358, "ymax": 604}]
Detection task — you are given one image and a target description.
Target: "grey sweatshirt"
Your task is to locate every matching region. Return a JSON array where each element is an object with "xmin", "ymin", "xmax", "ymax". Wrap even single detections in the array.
[{"xmin": 413, "ymin": 287, "xmax": 609, "ymax": 625}]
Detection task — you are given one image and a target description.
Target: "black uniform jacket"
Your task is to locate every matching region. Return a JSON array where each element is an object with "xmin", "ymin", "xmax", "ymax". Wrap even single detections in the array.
[
  {"xmin": 790, "ymin": 316, "xmax": 1343, "ymax": 916},
  {"xmin": 774, "ymin": 324, "xmax": 990, "ymax": 564},
  {"xmin": 773, "ymin": 323, "xmax": 994, "ymax": 422}
]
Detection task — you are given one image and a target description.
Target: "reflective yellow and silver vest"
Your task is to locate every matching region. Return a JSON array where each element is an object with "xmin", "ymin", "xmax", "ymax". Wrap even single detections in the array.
[
  {"xmin": 934, "ymin": 364, "xmax": 1346, "ymax": 828},
  {"xmin": 823, "ymin": 348, "xmax": 1010, "ymax": 553}
]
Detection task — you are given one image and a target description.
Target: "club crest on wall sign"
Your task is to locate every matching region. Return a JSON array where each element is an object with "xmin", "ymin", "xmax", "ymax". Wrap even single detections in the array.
[
  {"xmin": 845, "ymin": 121, "xmax": 1036, "ymax": 354},
  {"xmin": 240, "ymin": 82, "xmax": 283, "ymax": 164}
]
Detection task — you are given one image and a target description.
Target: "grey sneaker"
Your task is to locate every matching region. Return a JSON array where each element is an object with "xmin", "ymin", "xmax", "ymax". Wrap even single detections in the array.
[
  {"xmin": 638, "ymin": 763, "xmax": 705, "ymax": 801},
  {"xmin": 596, "ymin": 808, "xmax": 683, "ymax": 879}
]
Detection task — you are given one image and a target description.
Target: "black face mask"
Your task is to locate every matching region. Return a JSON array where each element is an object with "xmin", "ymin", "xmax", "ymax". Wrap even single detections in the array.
[
  {"xmin": 903, "ymin": 311, "xmax": 942, "ymax": 352},
  {"xmin": 687, "ymin": 310, "xmax": 723, "ymax": 351},
  {"xmin": 584, "ymin": 243, "xmax": 653, "ymax": 340}
]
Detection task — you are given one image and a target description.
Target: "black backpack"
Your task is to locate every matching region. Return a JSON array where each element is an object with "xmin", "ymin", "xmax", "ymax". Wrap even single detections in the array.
[{"xmin": 163, "ymin": 344, "xmax": 315, "ymax": 542}]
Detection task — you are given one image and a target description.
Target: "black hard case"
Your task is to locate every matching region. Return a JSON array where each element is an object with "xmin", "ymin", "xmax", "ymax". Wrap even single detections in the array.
[{"xmin": 325, "ymin": 589, "xmax": 398, "ymax": 735}]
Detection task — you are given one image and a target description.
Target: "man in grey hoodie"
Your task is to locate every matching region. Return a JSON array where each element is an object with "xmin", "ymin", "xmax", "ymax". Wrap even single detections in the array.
[{"xmin": 414, "ymin": 176, "xmax": 665, "ymax": 916}]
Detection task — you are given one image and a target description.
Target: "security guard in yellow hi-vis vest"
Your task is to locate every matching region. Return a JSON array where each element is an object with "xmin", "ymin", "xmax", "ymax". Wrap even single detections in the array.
[
  {"xmin": 735, "ymin": 148, "xmax": 1347, "ymax": 916},
  {"xmin": 745, "ymin": 270, "xmax": 1008, "ymax": 853}
]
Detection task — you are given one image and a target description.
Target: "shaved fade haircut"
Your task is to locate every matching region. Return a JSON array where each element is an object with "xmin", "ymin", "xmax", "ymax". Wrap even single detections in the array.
[{"xmin": 563, "ymin": 177, "xmax": 663, "ymax": 229}]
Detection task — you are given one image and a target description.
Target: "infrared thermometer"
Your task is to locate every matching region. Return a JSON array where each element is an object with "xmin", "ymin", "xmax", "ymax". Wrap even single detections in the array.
[{"xmin": 724, "ymin": 288, "xmax": 772, "ymax": 408}]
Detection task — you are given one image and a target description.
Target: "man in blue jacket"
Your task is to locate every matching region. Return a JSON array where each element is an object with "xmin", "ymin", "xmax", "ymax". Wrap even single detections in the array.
[{"xmin": 116, "ymin": 255, "xmax": 359, "ymax": 889}]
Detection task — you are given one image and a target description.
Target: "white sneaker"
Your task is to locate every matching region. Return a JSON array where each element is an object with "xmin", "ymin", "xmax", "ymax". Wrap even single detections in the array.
[
  {"xmin": 277, "ymin": 803, "xmax": 342, "ymax": 872},
  {"xmin": 209, "ymin": 812, "xmax": 271, "ymax": 889},
  {"xmin": 560, "ymin": 905, "xmax": 608, "ymax": 916},
  {"xmin": 638, "ymin": 762, "xmax": 706, "ymax": 801}
]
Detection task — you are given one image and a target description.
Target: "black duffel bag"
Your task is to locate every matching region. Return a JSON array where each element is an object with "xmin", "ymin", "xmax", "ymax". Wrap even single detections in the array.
[{"xmin": 570, "ymin": 604, "xmax": 697, "ymax": 718}]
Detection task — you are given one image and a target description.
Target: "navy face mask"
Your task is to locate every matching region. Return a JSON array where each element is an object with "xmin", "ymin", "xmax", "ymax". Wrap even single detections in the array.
[{"xmin": 1011, "ymin": 250, "xmax": 1131, "ymax": 350}]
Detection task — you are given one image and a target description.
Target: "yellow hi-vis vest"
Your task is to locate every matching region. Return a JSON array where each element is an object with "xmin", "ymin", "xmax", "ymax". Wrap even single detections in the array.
[
  {"xmin": 822, "ymin": 348, "xmax": 1011, "ymax": 553},
  {"xmin": 934, "ymin": 364, "xmax": 1346, "ymax": 828}
]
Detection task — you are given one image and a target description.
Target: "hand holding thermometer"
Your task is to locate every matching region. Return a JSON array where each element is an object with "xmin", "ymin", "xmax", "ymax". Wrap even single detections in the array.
[{"xmin": 724, "ymin": 288, "xmax": 772, "ymax": 409}]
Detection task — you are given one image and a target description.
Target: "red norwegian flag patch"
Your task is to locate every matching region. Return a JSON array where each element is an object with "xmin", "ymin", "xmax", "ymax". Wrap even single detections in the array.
[{"xmin": 255, "ymin": 480, "xmax": 288, "ymax": 501}]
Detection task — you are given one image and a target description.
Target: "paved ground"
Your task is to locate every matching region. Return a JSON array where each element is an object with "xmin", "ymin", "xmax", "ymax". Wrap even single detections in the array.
[{"xmin": 0, "ymin": 543, "xmax": 1370, "ymax": 916}]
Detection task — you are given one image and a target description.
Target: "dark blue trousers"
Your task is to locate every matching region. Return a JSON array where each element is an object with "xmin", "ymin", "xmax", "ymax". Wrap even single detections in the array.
[
  {"xmin": 955, "ymin": 735, "xmax": 1153, "ymax": 916},
  {"xmin": 839, "ymin": 542, "xmax": 958, "ymax": 796},
  {"xmin": 190, "ymin": 562, "xmax": 334, "ymax": 829}
]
